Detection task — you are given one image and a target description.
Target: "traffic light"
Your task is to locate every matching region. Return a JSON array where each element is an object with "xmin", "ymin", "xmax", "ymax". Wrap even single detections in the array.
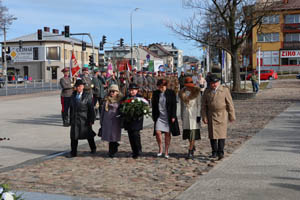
[
  {"xmin": 102, "ymin": 35, "xmax": 106, "ymax": 44},
  {"xmin": 89, "ymin": 55, "xmax": 94, "ymax": 66},
  {"xmin": 19, "ymin": 40, "xmax": 23, "ymax": 49},
  {"xmin": 6, "ymin": 47, "xmax": 10, "ymax": 54},
  {"xmin": 120, "ymin": 38, "xmax": 124, "ymax": 47},
  {"xmin": 64, "ymin": 25, "xmax": 70, "ymax": 37},
  {"xmin": 37, "ymin": 29, "xmax": 42, "ymax": 40},
  {"xmin": 99, "ymin": 42, "xmax": 103, "ymax": 51},
  {"xmin": 82, "ymin": 42, "xmax": 86, "ymax": 51}
]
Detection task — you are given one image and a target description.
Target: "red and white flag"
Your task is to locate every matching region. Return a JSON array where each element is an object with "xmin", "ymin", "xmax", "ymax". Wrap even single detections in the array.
[{"xmin": 70, "ymin": 51, "xmax": 80, "ymax": 77}]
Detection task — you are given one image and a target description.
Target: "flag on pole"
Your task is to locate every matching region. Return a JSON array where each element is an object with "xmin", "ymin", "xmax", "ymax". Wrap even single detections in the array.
[
  {"xmin": 106, "ymin": 62, "xmax": 113, "ymax": 78},
  {"xmin": 70, "ymin": 51, "xmax": 80, "ymax": 77}
]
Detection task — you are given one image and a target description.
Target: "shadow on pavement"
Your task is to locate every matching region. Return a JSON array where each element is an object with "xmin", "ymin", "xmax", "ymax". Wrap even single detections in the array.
[
  {"xmin": 0, "ymin": 146, "xmax": 60, "ymax": 155},
  {"xmin": 270, "ymin": 183, "xmax": 300, "ymax": 192},
  {"xmin": 7, "ymin": 114, "xmax": 62, "ymax": 127}
]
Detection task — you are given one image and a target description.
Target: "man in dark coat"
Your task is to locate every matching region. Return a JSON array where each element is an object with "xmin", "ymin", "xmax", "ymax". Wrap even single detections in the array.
[
  {"xmin": 59, "ymin": 68, "xmax": 73, "ymax": 127},
  {"xmin": 120, "ymin": 83, "xmax": 144, "ymax": 159},
  {"xmin": 69, "ymin": 79, "xmax": 96, "ymax": 158},
  {"xmin": 92, "ymin": 68, "xmax": 103, "ymax": 119}
]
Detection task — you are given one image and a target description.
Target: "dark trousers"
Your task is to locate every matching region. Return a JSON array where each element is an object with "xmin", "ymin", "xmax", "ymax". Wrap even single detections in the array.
[
  {"xmin": 128, "ymin": 130, "xmax": 142, "ymax": 156},
  {"xmin": 61, "ymin": 96, "xmax": 71, "ymax": 116},
  {"xmin": 210, "ymin": 139, "xmax": 225, "ymax": 156},
  {"xmin": 71, "ymin": 138, "xmax": 96, "ymax": 156}
]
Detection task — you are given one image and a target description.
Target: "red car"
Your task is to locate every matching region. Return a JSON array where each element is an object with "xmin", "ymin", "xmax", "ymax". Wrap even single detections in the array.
[{"xmin": 246, "ymin": 69, "xmax": 278, "ymax": 80}]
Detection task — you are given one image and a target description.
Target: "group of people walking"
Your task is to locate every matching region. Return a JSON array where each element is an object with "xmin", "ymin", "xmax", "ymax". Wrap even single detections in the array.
[{"xmin": 60, "ymin": 67, "xmax": 236, "ymax": 160}]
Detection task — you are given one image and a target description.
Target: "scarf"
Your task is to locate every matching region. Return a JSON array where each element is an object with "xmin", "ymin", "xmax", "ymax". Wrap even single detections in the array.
[
  {"xmin": 179, "ymin": 87, "xmax": 200, "ymax": 106},
  {"xmin": 105, "ymin": 94, "xmax": 123, "ymax": 111}
]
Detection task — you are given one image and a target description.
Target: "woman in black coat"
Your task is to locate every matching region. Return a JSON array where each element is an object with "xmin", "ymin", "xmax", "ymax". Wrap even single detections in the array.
[
  {"xmin": 152, "ymin": 79, "xmax": 180, "ymax": 159},
  {"xmin": 69, "ymin": 79, "xmax": 96, "ymax": 157}
]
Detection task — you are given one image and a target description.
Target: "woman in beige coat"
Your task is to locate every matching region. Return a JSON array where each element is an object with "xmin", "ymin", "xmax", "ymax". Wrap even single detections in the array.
[
  {"xmin": 201, "ymin": 74, "xmax": 236, "ymax": 160},
  {"xmin": 179, "ymin": 77, "xmax": 202, "ymax": 159}
]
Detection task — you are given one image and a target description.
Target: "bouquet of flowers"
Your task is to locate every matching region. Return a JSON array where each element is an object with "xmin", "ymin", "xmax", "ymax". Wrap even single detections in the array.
[
  {"xmin": 0, "ymin": 184, "xmax": 24, "ymax": 200},
  {"xmin": 120, "ymin": 97, "xmax": 151, "ymax": 122}
]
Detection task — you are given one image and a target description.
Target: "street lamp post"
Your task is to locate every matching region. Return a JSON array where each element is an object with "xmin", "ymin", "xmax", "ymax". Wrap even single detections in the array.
[{"xmin": 130, "ymin": 8, "xmax": 139, "ymax": 70}]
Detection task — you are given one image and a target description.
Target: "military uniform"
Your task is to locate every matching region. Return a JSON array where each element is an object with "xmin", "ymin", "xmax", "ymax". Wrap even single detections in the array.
[
  {"xmin": 60, "ymin": 70, "xmax": 73, "ymax": 127},
  {"xmin": 119, "ymin": 72, "xmax": 129, "ymax": 96}
]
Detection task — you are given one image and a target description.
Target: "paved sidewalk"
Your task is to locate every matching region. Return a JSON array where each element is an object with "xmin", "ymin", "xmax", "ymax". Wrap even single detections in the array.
[
  {"xmin": 176, "ymin": 103, "xmax": 300, "ymax": 200},
  {"xmin": 16, "ymin": 191, "xmax": 105, "ymax": 200}
]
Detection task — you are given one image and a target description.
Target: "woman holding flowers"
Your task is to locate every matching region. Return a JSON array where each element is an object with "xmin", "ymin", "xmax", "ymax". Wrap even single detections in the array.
[
  {"xmin": 179, "ymin": 76, "xmax": 202, "ymax": 160},
  {"xmin": 120, "ymin": 83, "xmax": 145, "ymax": 159},
  {"xmin": 100, "ymin": 84, "xmax": 123, "ymax": 158},
  {"xmin": 152, "ymin": 79, "xmax": 179, "ymax": 159}
]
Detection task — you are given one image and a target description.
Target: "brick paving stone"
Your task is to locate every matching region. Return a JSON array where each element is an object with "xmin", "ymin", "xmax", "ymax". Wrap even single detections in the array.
[{"xmin": 0, "ymin": 79, "xmax": 300, "ymax": 199}]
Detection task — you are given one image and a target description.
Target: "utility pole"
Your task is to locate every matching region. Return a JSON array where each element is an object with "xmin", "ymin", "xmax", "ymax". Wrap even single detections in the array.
[{"xmin": 3, "ymin": 24, "xmax": 8, "ymax": 96}]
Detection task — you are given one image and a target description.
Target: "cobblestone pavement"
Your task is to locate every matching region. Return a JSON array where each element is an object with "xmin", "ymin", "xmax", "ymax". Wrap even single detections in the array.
[{"xmin": 1, "ymin": 79, "xmax": 300, "ymax": 200}]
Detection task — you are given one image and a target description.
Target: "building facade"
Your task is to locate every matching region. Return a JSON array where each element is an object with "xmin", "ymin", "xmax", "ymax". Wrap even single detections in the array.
[
  {"xmin": 1, "ymin": 27, "xmax": 98, "ymax": 81},
  {"xmin": 252, "ymin": 0, "xmax": 300, "ymax": 71}
]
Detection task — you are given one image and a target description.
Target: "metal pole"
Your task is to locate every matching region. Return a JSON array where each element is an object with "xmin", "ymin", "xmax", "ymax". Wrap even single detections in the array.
[
  {"xmin": 258, "ymin": 47, "xmax": 261, "ymax": 85},
  {"xmin": 3, "ymin": 25, "xmax": 8, "ymax": 96},
  {"xmin": 130, "ymin": 8, "xmax": 139, "ymax": 70}
]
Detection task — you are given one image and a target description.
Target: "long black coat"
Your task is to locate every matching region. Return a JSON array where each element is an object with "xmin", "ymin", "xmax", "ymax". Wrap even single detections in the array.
[
  {"xmin": 152, "ymin": 89, "xmax": 180, "ymax": 136},
  {"xmin": 70, "ymin": 91, "xmax": 96, "ymax": 140},
  {"xmin": 120, "ymin": 94, "xmax": 144, "ymax": 131}
]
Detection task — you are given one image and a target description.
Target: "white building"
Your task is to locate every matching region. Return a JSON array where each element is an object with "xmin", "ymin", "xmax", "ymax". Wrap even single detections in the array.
[{"xmin": 1, "ymin": 27, "xmax": 98, "ymax": 81}]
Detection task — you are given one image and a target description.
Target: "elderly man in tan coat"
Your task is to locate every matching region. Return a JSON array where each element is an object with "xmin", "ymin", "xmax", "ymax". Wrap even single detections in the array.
[{"xmin": 201, "ymin": 74, "xmax": 236, "ymax": 160}]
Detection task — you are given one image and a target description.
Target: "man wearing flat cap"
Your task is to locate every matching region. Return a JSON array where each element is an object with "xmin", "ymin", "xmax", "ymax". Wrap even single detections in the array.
[
  {"xmin": 201, "ymin": 74, "xmax": 236, "ymax": 160},
  {"xmin": 59, "ymin": 68, "xmax": 73, "ymax": 127},
  {"xmin": 69, "ymin": 79, "xmax": 96, "ymax": 157}
]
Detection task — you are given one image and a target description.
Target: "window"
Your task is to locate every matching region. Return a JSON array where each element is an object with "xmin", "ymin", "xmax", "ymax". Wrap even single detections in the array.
[
  {"xmin": 262, "ymin": 15, "xmax": 279, "ymax": 24},
  {"xmin": 285, "ymin": 33, "xmax": 300, "ymax": 42},
  {"xmin": 46, "ymin": 47, "xmax": 60, "ymax": 60},
  {"xmin": 285, "ymin": 14, "xmax": 300, "ymax": 24},
  {"xmin": 257, "ymin": 51, "xmax": 279, "ymax": 66},
  {"xmin": 257, "ymin": 33, "xmax": 279, "ymax": 42},
  {"xmin": 33, "ymin": 47, "xmax": 39, "ymax": 60}
]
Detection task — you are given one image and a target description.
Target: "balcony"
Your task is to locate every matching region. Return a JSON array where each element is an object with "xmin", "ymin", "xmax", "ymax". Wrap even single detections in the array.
[
  {"xmin": 282, "ymin": 24, "xmax": 300, "ymax": 33},
  {"xmin": 283, "ymin": 42, "xmax": 300, "ymax": 49}
]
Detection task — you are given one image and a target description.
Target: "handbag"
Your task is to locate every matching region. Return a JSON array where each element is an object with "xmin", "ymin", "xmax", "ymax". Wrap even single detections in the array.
[{"xmin": 170, "ymin": 118, "xmax": 180, "ymax": 136}]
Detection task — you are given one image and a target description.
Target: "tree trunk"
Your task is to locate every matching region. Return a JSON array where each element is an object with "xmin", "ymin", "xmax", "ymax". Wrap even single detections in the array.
[{"xmin": 231, "ymin": 52, "xmax": 241, "ymax": 92}]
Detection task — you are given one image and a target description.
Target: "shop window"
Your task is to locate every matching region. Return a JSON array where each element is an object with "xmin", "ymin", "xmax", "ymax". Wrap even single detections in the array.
[
  {"xmin": 289, "ymin": 59, "xmax": 297, "ymax": 65},
  {"xmin": 46, "ymin": 47, "xmax": 60, "ymax": 60},
  {"xmin": 282, "ymin": 58, "xmax": 288, "ymax": 65}
]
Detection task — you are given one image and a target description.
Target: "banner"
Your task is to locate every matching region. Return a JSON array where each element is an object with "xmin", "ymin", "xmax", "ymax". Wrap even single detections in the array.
[{"xmin": 70, "ymin": 51, "xmax": 80, "ymax": 77}]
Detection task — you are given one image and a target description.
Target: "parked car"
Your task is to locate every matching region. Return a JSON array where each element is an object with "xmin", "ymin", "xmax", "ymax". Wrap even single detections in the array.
[
  {"xmin": 17, "ymin": 76, "xmax": 24, "ymax": 83},
  {"xmin": 246, "ymin": 69, "xmax": 278, "ymax": 80},
  {"xmin": 296, "ymin": 74, "xmax": 300, "ymax": 79}
]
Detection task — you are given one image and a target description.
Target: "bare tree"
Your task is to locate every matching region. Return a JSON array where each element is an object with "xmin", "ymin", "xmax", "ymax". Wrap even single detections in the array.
[
  {"xmin": 0, "ymin": 0, "xmax": 17, "ymax": 32},
  {"xmin": 167, "ymin": 0, "xmax": 278, "ymax": 92}
]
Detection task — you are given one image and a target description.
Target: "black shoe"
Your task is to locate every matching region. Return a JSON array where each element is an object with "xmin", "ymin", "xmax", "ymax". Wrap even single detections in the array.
[
  {"xmin": 210, "ymin": 153, "xmax": 217, "ymax": 158},
  {"xmin": 187, "ymin": 150, "xmax": 193, "ymax": 160},
  {"xmin": 66, "ymin": 152, "xmax": 77, "ymax": 158},
  {"xmin": 218, "ymin": 154, "xmax": 224, "ymax": 160},
  {"xmin": 90, "ymin": 149, "xmax": 96, "ymax": 154}
]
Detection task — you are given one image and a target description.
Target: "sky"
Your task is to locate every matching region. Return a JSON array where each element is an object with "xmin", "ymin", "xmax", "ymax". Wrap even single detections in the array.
[{"xmin": 2, "ymin": 0, "xmax": 203, "ymax": 59}]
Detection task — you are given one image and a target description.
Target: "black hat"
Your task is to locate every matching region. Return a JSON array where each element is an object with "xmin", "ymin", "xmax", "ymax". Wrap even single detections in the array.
[
  {"xmin": 82, "ymin": 67, "xmax": 89, "ymax": 72},
  {"xmin": 209, "ymin": 74, "xmax": 220, "ymax": 83},
  {"xmin": 129, "ymin": 83, "xmax": 139, "ymax": 90},
  {"xmin": 75, "ymin": 79, "xmax": 85, "ymax": 87}
]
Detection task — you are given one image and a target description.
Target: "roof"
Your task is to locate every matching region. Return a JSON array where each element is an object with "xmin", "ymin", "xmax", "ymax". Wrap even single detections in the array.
[
  {"xmin": 5, "ymin": 31, "xmax": 93, "ymax": 47},
  {"xmin": 148, "ymin": 43, "xmax": 172, "ymax": 56},
  {"xmin": 142, "ymin": 47, "xmax": 161, "ymax": 58},
  {"xmin": 265, "ymin": 0, "xmax": 300, "ymax": 11}
]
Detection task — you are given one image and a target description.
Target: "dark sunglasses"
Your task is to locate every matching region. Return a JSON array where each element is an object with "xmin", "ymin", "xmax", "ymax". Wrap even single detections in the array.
[{"xmin": 110, "ymin": 90, "xmax": 118, "ymax": 93}]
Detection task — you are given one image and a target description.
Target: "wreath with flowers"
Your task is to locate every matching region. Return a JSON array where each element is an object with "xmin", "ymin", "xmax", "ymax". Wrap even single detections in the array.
[
  {"xmin": 119, "ymin": 97, "xmax": 151, "ymax": 122},
  {"xmin": 0, "ymin": 184, "xmax": 24, "ymax": 200}
]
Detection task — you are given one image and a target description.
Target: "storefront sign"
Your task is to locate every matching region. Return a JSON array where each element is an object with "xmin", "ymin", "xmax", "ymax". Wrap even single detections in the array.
[
  {"xmin": 281, "ymin": 50, "xmax": 300, "ymax": 58},
  {"xmin": 10, "ymin": 47, "xmax": 34, "ymax": 62}
]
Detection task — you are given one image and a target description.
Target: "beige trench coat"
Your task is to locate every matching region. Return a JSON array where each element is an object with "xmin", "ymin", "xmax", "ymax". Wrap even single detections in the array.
[
  {"xmin": 201, "ymin": 85, "xmax": 236, "ymax": 139},
  {"xmin": 180, "ymin": 87, "xmax": 201, "ymax": 130}
]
